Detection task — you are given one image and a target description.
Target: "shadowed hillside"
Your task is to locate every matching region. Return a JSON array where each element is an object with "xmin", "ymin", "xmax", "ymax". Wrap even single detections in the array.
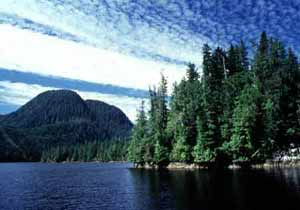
[{"xmin": 0, "ymin": 90, "xmax": 133, "ymax": 161}]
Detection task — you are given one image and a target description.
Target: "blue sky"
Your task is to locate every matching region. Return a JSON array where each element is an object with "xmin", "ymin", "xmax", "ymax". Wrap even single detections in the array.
[{"xmin": 0, "ymin": 0, "xmax": 299, "ymax": 121}]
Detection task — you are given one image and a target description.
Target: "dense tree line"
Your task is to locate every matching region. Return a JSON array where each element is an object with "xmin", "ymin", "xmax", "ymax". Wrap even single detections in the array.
[
  {"xmin": 128, "ymin": 32, "xmax": 300, "ymax": 166},
  {"xmin": 41, "ymin": 140, "xmax": 128, "ymax": 162}
]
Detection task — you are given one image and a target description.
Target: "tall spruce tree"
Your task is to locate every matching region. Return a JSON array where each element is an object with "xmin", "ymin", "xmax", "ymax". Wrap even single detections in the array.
[
  {"xmin": 153, "ymin": 73, "xmax": 170, "ymax": 164},
  {"xmin": 223, "ymin": 84, "xmax": 261, "ymax": 161},
  {"xmin": 170, "ymin": 113, "xmax": 190, "ymax": 162},
  {"xmin": 128, "ymin": 32, "xmax": 300, "ymax": 166},
  {"xmin": 278, "ymin": 48, "xmax": 300, "ymax": 145},
  {"xmin": 128, "ymin": 101, "xmax": 147, "ymax": 164},
  {"xmin": 143, "ymin": 86, "xmax": 158, "ymax": 163},
  {"xmin": 226, "ymin": 41, "xmax": 248, "ymax": 76},
  {"xmin": 193, "ymin": 45, "xmax": 224, "ymax": 162},
  {"xmin": 221, "ymin": 42, "xmax": 250, "ymax": 144},
  {"xmin": 227, "ymin": 44, "xmax": 239, "ymax": 76},
  {"xmin": 183, "ymin": 64, "xmax": 201, "ymax": 148},
  {"xmin": 237, "ymin": 40, "xmax": 249, "ymax": 71},
  {"xmin": 254, "ymin": 32, "xmax": 269, "ymax": 91},
  {"xmin": 207, "ymin": 47, "xmax": 225, "ymax": 147},
  {"xmin": 170, "ymin": 64, "xmax": 201, "ymax": 162},
  {"xmin": 251, "ymin": 32, "xmax": 271, "ymax": 152}
]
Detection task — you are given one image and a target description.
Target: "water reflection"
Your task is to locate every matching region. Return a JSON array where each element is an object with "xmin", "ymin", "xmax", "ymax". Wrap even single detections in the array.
[
  {"xmin": 0, "ymin": 163, "xmax": 299, "ymax": 210},
  {"xmin": 129, "ymin": 168, "xmax": 300, "ymax": 210}
]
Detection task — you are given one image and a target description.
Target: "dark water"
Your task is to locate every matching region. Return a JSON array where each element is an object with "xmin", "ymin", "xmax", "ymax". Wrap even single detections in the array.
[{"xmin": 0, "ymin": 163, "xmax": 299, "ymax": 210}]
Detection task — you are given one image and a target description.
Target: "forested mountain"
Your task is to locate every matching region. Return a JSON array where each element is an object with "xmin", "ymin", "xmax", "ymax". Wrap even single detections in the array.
[
  {"xmin": 1, "ymin": 90, "xmax": 91, "ymax": 128},
  {"xmin": 128, "ymin": 32, "xmax": 300, "ymax": 167},
  {"xmin": 0, "ymin": 90, "xmax": 133, "ymax": 162}
]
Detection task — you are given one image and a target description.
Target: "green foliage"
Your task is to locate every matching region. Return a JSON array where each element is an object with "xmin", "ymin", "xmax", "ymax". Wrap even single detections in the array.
[
  {"xmin": 193, "ymin": 118, "xmax": 216, "ymax": 162},
  {"xmin": 152, "ymin": 73, "xmax": 170, "ymax": 164},
  {"xmin": 128, "ymin": 101, "xmax": 147, "ymax": 163},
  {"xmin": 168, "ymin": 64, "xmax": 202, "ymax": 162},
  {"xmin": 41, "ymin": 140, "xmax": 128, "ymax": 162},
  {"xmin": 0, "ymin": 90, "xmax": 133, "ymax": 162},
  {"xmin": 222, "ymin": 85, "xmax": 260, "ymax": 161},
  {"xmin": 153, "ymin": 139, "xmax": 169, "ymax": 164},
  {"xmin": 170, "ymin": 117, "xmax": 191, "ymax": 162},
  {"xmin": 128, "ymin": 32, "xmax": 300, "ymax": 166},
  {"xmin": 260, "ymin": 98, "xmax": 277, "ymax": 156}
]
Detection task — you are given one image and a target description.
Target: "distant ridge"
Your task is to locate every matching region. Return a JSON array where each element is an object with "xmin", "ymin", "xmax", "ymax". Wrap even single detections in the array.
[{"xmin": 0, "ymin": 90, "xmax": 133, "ymax": 161}]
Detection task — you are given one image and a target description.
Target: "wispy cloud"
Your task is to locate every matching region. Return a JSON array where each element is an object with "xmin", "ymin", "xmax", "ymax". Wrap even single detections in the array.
[
  {"xmin": 0, "ymin": 0, "xmax": 299, "ymax": 119},
  {"xmin": 0, "ymin": 24, "xmax": 185, "ymax": 91},
  {"xmin": 1, "ymin": 1, "xmax": 299, "ymax": 71},
  {"xmin": 0, "ymin": 0, "xmax": 204, "ymax": 65}
]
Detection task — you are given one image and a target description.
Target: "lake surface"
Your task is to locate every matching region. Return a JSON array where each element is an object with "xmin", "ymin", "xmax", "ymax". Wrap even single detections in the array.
[{"xmin": 0, "ymin": 163, "xmax": 299, "ymax": 210}]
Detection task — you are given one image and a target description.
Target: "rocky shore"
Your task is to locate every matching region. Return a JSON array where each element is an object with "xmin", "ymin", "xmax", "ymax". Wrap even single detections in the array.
[
  {"xmin": 134, "ymin": 147, "xmax": 300, "ymax": 170},
  {"xmin": 252, "ymin": 147, "xmax": 300, "ymax": 169}
]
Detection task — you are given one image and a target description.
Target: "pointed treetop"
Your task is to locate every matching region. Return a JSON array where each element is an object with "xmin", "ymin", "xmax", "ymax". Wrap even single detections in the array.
[
  {"xmin": 186, "ymin": 63, "xmax": 199, "ymax": 81},
  {"xmin": 259, "ymin": 31, "xmax": 269, "ymax": 56},
  {"xmin": 287, "ymin": 47, "xmax": 298, "ymax": 71}
]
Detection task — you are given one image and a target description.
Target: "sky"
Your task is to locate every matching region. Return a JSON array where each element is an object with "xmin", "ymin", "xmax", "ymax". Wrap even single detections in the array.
[{"xmin": 0, "ymin": 0, "xmax": 300, "ymax": 121}]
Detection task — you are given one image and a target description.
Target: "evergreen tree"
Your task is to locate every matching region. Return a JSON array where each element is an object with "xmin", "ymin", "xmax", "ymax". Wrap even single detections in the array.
[
  {"xmin": 170, "ymin": 64, "xmax": 202, "ymax": 162},
  {"xmin": 153, "ymin": 74, "xmax": 170, "ymax": 164},
  {"xmin": 41, "ymin": 140, "xmax": 129, "ymax": 162},
  {"xmin": 193, "ymin": 117, "xmax": 215, "ymax": 162},
  {"xmin": 253, "ymin": 31, "xmax": 269, "ymax": 92},
  {"xmin": 227, "ymin": 44, "xmax": 239, "ymax": 76},
  {"xmin": 193, "ymin": 45, "xmax": 224, "ymax": 162},
  {"xmin": 202, "ymin": 44, "xmax": 213, "ymax": 82},
  {"xmin": 170, "ymin": 116, "xmax": 190, "ymax": 162},
  {"xmin": 128, "ymin": 32, "xmax": 300, "ymax": 167},
  {"xmin": 186, "ymin": 63, "xmax": 199, "ymax": 81},
  {"xmin": 211, "ymin": 47, "xmax": 226, "ymax": 87},
  {"xmin": 237, "ymin": 40, "xmax": 249, "ymax": 71},
  {"xmin": 143, "ymin": 87, "xmax": 158, "ymax": 163},
  {"xmin": 204, "ymin": 47, "xmax": 225, "ymax": 151},
  {"xmin": 262, "ymin": 40, "xmax": 286, "ymax": 148},
  {"xmin": 185, "ymin": 63, "xmax": 201, "ymax": 129},
  {"xmin": 128, "ymin": 101, "xmax": 147, "ymax": 164},
  {"xmin": 226, "ymin": 41, "xmax": 248, "ymax": 76},
  {"xmin": 278, "ymin": 48, "xmax": 300, "ymax": 145},
  {"xmin": 223, "ymin": 85, "xmax": 261, "ymax": 161}
]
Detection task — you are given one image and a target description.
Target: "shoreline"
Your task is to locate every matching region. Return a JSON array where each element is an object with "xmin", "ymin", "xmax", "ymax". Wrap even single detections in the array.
[
  {"xmin": 133, "ymin": 160, "xmax": 300, "ymax": 170},
  {"xmin": 133, "ymin": 147, "xmax": 300, "ymax": 170},
  {"xmin": 0, "ymin": 161, "xmax": 299, "ymax": 169}
]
